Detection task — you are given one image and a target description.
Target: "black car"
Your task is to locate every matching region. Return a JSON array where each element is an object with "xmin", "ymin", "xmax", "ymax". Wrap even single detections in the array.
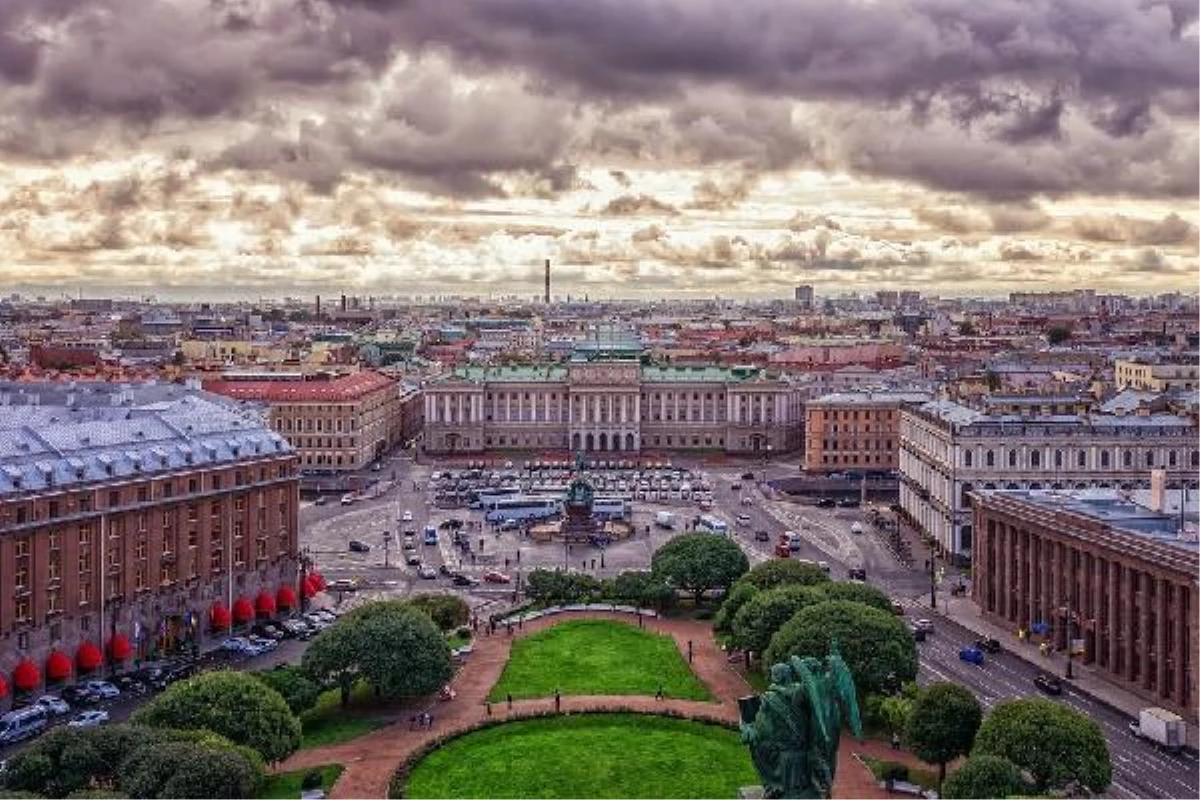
[
  {"xmin": 253, "ymin": 623, "xmax": 286, "ymax": 641},
  {"xmin": 439, "ymin": 564, "xmax": 454, "ymax": 577},
  {"xmin": 754, "ymin": 530, "xmax": 771, "ymax": 542},
  {"xmin": 741, "ymin": 472, "xmax": 756, "ymax": 481},
  {"xmin": 730, "ymin": 483, "xmax": 742, "ymax": 492},
  {"xmin": 163, "ymin": 661, "xmax": 198, "ymax": 685},
  {"xmin": 1034, "ymin": 673, "xmax": 1063, "ymax": 695},
  {"xmin": 816, "ymin": 497, "xmax": 837, "ymax": 508},
  {"xmin": 836, "ymin": 497, "xmax": 860, "ymax": 508},
  {"xmin": 349, "ymin": 540, "xmax": 371, "ymax": 553},
  {"xmin": 405, "ymin": 553, "xmax": 421, "ymax": 566},
  {"xmin": 975, "ymin": 638, "xmax": 1002, "ymax": 654},
  {"xmin": 112, "ymin": 674, "xmax": 148, "ymax": 695},
  {"xmin": 60, "ymin": 685, "xmax": 96, "ymax": 706},
  {"xmin": 452, "ymin": 574, "xmax": 478, "ymax": 587},
  {"xmin": 848, "ymin": 567, "xmax": 867, "ymax": 581}
]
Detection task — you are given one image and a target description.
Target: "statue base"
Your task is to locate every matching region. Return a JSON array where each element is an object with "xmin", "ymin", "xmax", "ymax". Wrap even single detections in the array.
[{"xmin": 737, "ymin": 787, "xmax": 765, "ymax": 799}]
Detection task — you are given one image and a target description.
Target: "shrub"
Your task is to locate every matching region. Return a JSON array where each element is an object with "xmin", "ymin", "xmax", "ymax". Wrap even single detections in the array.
[{"xmin": 941, "ymin": 755, "xmax": 1025, "ymax": 799}]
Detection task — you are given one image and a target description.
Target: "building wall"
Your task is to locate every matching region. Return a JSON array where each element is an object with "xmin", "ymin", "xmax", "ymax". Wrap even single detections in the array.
[
  {"xmin": 421, "ymin": 365, "xmax": 802, "ymax": 455},
  {"xmin": 805, "ymin": 402, "xmax": 903, "ymax": 473},
  {"xmin": 268, "ymin": 383, "xmax": 401, "ymax": 470},
  {"xmin": 1114, "ymin": 359, "xmax": 1199, "ymax": 392},
  {"xmin": 0, "ymin": 454, "xmax": 299, "ymax": 701},
  {"xmin": 899, "ymin": 408, "xmax": 1200, "ymax": 559},
  {"xmin": 973, "ymin": 495, "xmax": 1198, "ymax": 720}
]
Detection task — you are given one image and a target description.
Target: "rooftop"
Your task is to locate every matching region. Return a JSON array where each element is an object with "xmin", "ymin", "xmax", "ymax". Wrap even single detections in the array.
[
  {"xmin": 202, "ymin": 371, "xmax": 395, "ymax": 402},
  {"xmin": 0, "ymin": 382, "xmax": 291, "ymax": 498},
  {"xmin": 809, "ymin": 391, "xmax": 933, "ymax": 406}
]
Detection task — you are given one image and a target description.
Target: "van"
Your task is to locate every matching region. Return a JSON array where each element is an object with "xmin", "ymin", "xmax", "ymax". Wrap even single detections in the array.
[
  {"xmin": 423, "ymin": 525, "xmax": 439, "ymax": 545},
  {"xmin": 655, "ymin": 511, "xmax": 677, "ymax": 529},
  {"xmin": 0, "ymin": 707, "xmax": 48, "ymax": 745}
]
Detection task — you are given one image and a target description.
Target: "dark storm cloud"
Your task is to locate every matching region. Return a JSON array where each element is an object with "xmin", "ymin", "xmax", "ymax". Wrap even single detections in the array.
[
  {"xmin": 1071, "ymin": 213, "xmax": 1199, "ymax": 247},
  {"xmin": 599, "ymin": 194, "xmax": 680, "ymax": 217}
]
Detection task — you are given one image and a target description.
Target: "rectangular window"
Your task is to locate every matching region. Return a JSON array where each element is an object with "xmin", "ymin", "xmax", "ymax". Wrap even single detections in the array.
[
  {"xmin": 135, "ymin": 564, "xmax": 147, "ymax": 591},
  {"xmin": 79, "ymin": 582, "xmax": 92, "ymax": 605},
  {"xmin": 47, "ymin": 587, "xmax": 61, "ymax": 614},
  {"xmin": 15, "ymin": 596, "xmax": 31, "ymax": 622}
]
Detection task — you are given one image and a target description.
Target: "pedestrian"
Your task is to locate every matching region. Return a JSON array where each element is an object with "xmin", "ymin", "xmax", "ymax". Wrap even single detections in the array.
[
  {"xmin": 554, "ymin": 689, "xmax": 561, "ymax": 712},
  {"xmin": 507, "ymin": 693, "xmax": 513, "ymax": 710},
  {"xmin": 655, "ymin": 685, "xmax": 664, "ymax": 701},
  {"xmin": 891, "ymin": 731, "xmax": 901, "ymax": 750},
  {"xmin": 506, "ymin": 622, "xmax": 513, "ymax": 636},
  {"xmin": 486, "ymin": 701, "xmax": 492, "ymax": 717}
]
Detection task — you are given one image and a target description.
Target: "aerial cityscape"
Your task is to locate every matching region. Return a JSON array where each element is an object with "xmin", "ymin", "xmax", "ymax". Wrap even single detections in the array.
[{"xmin": 0, "ymin": 1, "xmax": 1198, "ymax": 799}]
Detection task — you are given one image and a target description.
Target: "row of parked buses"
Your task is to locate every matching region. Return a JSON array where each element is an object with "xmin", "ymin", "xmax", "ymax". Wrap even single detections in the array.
[{"xmin": 473, "ymin": 490, "xmax": 631, "ymax": 525}]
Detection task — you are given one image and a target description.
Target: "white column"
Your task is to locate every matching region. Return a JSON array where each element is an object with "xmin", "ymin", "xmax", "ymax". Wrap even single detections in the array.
[
  {"xmin": 442, "ymin": 395, "xmax": 450, "ymax": 424},
  {"xmin": 505, "ymin": 393, "xmax": 511, "ymax": 423},
  {"xmin": 425, "ymin": 394, "xmax": 434, "ymax": 423}
]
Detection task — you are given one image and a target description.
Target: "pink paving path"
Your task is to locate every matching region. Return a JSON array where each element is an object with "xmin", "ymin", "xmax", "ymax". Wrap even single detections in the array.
[{"xmin": 276, "ymin": 611, "xmax": 928, "ymax": 799}]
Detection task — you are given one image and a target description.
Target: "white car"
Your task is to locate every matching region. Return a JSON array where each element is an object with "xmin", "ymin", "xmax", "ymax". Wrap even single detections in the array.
[
  {"xmin": 402, "ymin": 509, "xmax": 414, "ymax": 522},
  {"xmin": 34, "ymin": 695, "xmax": 70, "ymax": 715},
  {"xmin": 221, "ymin": 636, "xmax": 253, "ymax": 652},
  {"xmin": 735, "ymin": 513, "xmax": 752, "ymax": 526},
  {"xmin": 247, "ymin": 635, "xmax": 278, "ymax": 652},
  {"xmin": 82, "ymin": 681, "xmax": 120, "ymax": 700},
  {"xmin": 67, "ymin": 710, "xmax": 109, "ymax": 728},
  {"xmin": 417, "ymin": 564, "xmax": 437, "ymax": 579},
  {"xmin": 340, "ymin": 494, "xmax": 355, "ymax": 506}
]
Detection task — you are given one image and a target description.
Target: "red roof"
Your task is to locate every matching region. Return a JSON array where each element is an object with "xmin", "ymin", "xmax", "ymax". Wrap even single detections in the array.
[{"xmin": 202, "ymin": 371, "xmax": 395, "ymax": 403}]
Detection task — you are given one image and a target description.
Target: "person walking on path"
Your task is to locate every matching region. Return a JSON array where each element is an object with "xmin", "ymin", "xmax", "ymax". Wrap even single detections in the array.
[
  {"xmin": 655, "ymin": 685, "xmax": 664, "ymax": 701},
  {"xmin": 554, "ymin": 689, "xmax": 561, "ymax": 713},
  {"xmin": 507, "ymin": 693, "xmax": 513, "ymax": 710}
]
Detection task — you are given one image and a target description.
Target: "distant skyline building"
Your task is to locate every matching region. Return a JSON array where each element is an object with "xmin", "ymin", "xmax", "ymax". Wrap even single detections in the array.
[
  {"xmin": 795, "ymin": 285, "xmax": 814, "ymax": 309},
  {"xmin": 544, "ymin": 259, "xmax": 551, "ymax": 304}
]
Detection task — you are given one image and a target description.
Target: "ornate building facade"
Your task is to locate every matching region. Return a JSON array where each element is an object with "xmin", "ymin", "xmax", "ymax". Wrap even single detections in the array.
[
  {"xmin": 422, "ymin": 360, "xmax": 804, "ymax": 455},
  {"xmin": 0, "ymin": 383, "xmax": 299, "ymax": 707}
]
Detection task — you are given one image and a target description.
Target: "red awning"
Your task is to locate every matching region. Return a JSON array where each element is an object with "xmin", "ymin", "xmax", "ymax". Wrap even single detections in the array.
[
  {"xmin": 107, "ymin": 633, "xmax": 133, "ymax": 661},
  {"xmin": 76, "ymin": 641, "xmax": 103, "ymax": 672},
  {"xmin": 0, "ymin": 673, "xmax": 9, "ymax": 699},
  {"xmin": 232, "ymin": 597, "xmax": 255, "ymax": 624},
  {"xmin": 46, "ymin": 650, "xmax": 72, "ymax": 682},
  {"xmin": 255, "ymin": 591, "xmax": 276, "ymax": 616},
  {"xmin": 210, "ymin": 603, "xmax": 232, "ymax": 629},
  {"xmin": 310, "ymin": 572, "xmax": 327, "ymax": 591},
  {"xmin": 277, "ymin": 585, "xmax": 298, "ymax": 610},
  {"xmin": 13, "ymin": 659, "xmax": 40, "ymax": 691},
  {"xmin": 301, "ymin": 576, "xmax": 318, "ymax": 598}
]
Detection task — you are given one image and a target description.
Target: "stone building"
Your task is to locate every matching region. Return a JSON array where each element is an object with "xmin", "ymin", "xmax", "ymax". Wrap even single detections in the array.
[
  {"xmin": 0, "ymin": 383, "xmax": 299, "ymax": 706},
  {"xmin": 803, "ymin": 391, "xmax": 932, "ymax": 473},
  {"xmin": 972, "ymin": 489, "xmax": 1197, "ymax": 720},
  {"xmin": 203, "ymin": 371, "xmax": 404, "ymax": 471},
  {"xmin": 422, "ymin": 360, "xmax": 804, "ymax": 455},
  {"xmin": 899, "ymin": 399, "xmax": 1199, "ymax": 560}
]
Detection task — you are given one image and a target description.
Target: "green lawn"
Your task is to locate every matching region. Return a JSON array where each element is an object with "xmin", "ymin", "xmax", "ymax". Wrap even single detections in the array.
[
  {"xmin": 258, "ymin": 764, "xmax": 344, "ymax": 799},
  {"xmin": 487, "ymin": 619, "xmax": 711, "ymax": 701},
  {"xmin": 403, "ymin": 714, "xmax": 757, "ymax": 798},
  {"xmin": 299, "ymin": 682, "xmax": 390, "ymax": 749}
]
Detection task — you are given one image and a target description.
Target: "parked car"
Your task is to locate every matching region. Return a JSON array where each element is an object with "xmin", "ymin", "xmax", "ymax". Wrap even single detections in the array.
[
  {"xmin": 816, "ymin": 498, "xmax": 836, "ymax": 508},
  {"xmin": 310, "ymin": 609, "xmax": 337, "ymax": 624},
  {"xmin": 349, "ymin": 540, "xmax": 371, "ymax": 553},
  {"xmin": 1034, "ymin": 673, "xmax": 1063, "ymax": 695},
  {"xmin": 402, "ymin": 510, "xmax": 414, "ymax": 522},
  {"xmin": 221, "ymin": 636, "xmax": 253, "ymax": 653},
  {"xmin": 418, "ymin": 564, "xmax": 438, "ymax": 579},
  {"xmin": 890, "ymin": 601, "xmax": 906, "ymax": 616},
  {"xmin": 81, "ymin": 681, "xmax": 120, "ymax": 700},
  {"xmin": 735, "ymin": 513, "xmax": 751, "ymax": 526},
  {"xmin": 912, "ymin": 618, "xmax": 934, "ymax": 634},
  {"xmin": 34, "ymin": 695, "xmax": 71, "ymax": 716},
  {"xmin": 59, "ymin": 685, "xmax": 96, "ymax": 706},
  {"xmin": 730, "ymin": 483, "xmax": 742, "ymax": 492},
  {"xmin": 958, "ymin": 647, "xmax": 985, "ymax": 666},
  {"xmin": 340, "ymin": 495, "xmax": 355, "ymax": 506},
  {"xmin": 279, "ymin": 619, "xmax": 315, "ymax": 639},
  {"xmin": 406, "ymin": 553, "xmax": 421, "ymax": 566},
  {"xmin": 975, "ymin": 638, "xmax": 1002, "ymax": 654},
  {"xmin": 837, "ymin": 498, "xmax": 860, "ymax": 508},
  {"xmin": 112, "ymin": 674, "xmax": 149, "ymax": 695},
  {"xmin": 847, "ymin": 567, "xmax": 868, "ymax": 581},
  {"xmin": 741, "ymin": 472, "xmax": 755, "ymax": 480},
  {"xmin": 67, "ymin": 710, "xmax": 109, "ymax": 728},
  {"xmin": 247, "ymin": 635, "xmax": 278, "ymax": 652},
  {"xmin": 329, "ymin": 578, "xmax": 359, "ymax": 592},
  {"xmin": 754, "ymin": 529, "xmax": 771, "ymax": 542},
  {"xmin": 482, "ymin": 570, "xmax": 511, "ymax": 584},
  {"xmin": 0, "ymin": 708, "xmax": 48, "ymax": 745},
  {"xmin": 452, "ymin": 574, "xmax": 479, "ymax": 587},
  {"xmin": 314, "ymin": 496, "xmax": 328, "ymax": 506}
]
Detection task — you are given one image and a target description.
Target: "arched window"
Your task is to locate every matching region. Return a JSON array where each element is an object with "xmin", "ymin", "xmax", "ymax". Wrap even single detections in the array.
[
  {"xmin": 1008, "ymin": 450, "xmax": 1018, "ymax": 468},
  {"xmin": 1055, "ymin": 450, "xmax": 1064, "ymax": 468},
  {"xmin": 964, "ymin": 450, "xmax": 973, "ymax": 467},
  {"xmin": 986, "ymin": 450, "xmax": 995, "ymax": 467},
  {"xmin": 1030, "ymin": 450, "xmax": 1041, "ymax": 468},
  {"xmin": 1101, "ymin": 451, "xmax": 1111, "ymax": 468},
  {"xmin": 1169, "ymin": 450, "xmax": 1177, "ymax": 467},
  {"xmin": 1077, "ymin": 450, "xmax": 1086, "ymax": 467},
  {"xmin": 1146, "ymin": 451, "xmax": 1155, "ymax": 468},
  {"xmin": 1123, "ymin": 450, "xmax": 1133, "ymax": 468}
]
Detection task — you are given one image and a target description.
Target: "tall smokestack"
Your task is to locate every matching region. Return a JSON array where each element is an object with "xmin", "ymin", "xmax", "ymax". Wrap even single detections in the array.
[
  {"xmin": 315, "ymin": 295, "xmax": 321, "ymax": 317},
  {"xmin": 544, "ymin": 259, "xmax": 551, "ymax": 304}
]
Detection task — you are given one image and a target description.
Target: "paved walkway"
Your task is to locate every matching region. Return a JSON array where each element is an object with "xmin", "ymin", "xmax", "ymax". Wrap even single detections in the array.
[{"xmin": 277, "ymin": 611, "xmax": 924, "ymax": 798}]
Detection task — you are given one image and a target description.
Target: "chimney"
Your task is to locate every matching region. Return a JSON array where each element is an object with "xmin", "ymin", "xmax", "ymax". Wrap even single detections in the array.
[
  {"xmin": 544, "ymin": 259, "xmax": 551, "ymax": 304},
  {"xmin": 340, "ymin": 294, "xmax": 347, "ymax": 312},
  {"xmin": 315, "ymin": 295, "xmax": 321, "ymax": 317},
  {"xmin": 1149, "ymin": 468, "xmax": 1166, "ymax": 512}
]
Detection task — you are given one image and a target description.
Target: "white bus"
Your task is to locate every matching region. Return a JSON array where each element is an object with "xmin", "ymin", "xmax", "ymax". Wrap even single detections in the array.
[
  {"xmin": 470, "ymin": 487, "xmax": 522, "ymax": 509},
  {"xmin": 592, "ymin": 496, "xmax": 630, "ymax": 520},
  {"xmin": 485, "ymin": 496, "xmax": 563, "ymax": 524},
  {"xmin": 697, "ymin": 514, "xmax": 729, "ymax": 535}
]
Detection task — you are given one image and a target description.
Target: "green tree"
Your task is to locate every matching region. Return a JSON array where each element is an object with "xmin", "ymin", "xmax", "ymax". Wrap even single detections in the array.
[
  {"xmin": 763, "ymin": 600, "xmax": 917, "ymax": 696},
  {"xmin": 119, "ymin": 740, "xmax": 262, "ymax": 798},
  {"xmin": 650, "ymin": 534, "xmax": 750, "ymax": 602},
  {"xmin": 714, "ymin": 581, "xmax": 760, "ymax": 633},
  {"xmin": 879, "ymin": 692, "xmax": 917, "ymax": 738},
  {"xmin": 525, "ymin": 569, "xmax": 602, "ymax": 606},
  {"xmin": 606, "ymin": 570, "xmax": 675, "ymax": 609},
  {"xmin": 739, "ymin": 559, "xmax": 831, "ymax": 591},
  {"xmin": 252, "ymin": 666, "xmax": 321, "ymax": 715},
  {"xmin": 941, "ymin": 755, "xmax": 1025, "ymax": 799},
  {"xmin": 972, "ymin": 698, "xmax": 1111, "ymax": 793},
  {"xmin": 906, "ymin": 682, "xmax": 983, "ymax": 788},
  {"xmin": 302, "ymin": 601, "xmax": 452, "ymax": 707},
  {"xmin": 131, "ymin": 671, "xmax": 300, "ymax": 763},
  {"xmin": 406, "ymin": 593, "xmax": 471, "ymax": 631},
  {"xmin": 1046, "ymin": 326, "xmax": 1072, "ymax": 345},
  {"xmin": 731, "ymin": 585, "xmax": 825, "ymax": 655},
  {"xmin": 818, "ymin": 580, "xmax": 894, "ymax": 613}
]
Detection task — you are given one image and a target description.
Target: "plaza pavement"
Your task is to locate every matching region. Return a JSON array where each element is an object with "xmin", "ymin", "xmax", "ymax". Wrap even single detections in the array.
[{"xmin": 277, "ymin": 611, "xmax": 934, "ymax": 799}]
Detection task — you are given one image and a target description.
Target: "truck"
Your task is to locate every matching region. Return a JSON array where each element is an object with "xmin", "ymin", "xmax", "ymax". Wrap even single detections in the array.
[
  {"xmin": 654, "ymin": 511, "xmax": 677, "ymax": 529},
  {"xmin": 1128, "ymin": 707, "xmax": 1186, "ymax": 752}
]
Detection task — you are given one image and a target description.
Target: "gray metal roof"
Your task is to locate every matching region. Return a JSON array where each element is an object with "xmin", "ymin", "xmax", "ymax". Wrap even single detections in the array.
[{"xmin": 0, "ymin": 382, "xmax": 291, "ymax": 497}]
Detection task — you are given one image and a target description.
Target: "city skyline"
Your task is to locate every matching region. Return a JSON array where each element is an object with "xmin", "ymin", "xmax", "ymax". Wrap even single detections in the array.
[{"xmin": 0, "ymin": 0, "xmax": 1196, "ymax": 299}]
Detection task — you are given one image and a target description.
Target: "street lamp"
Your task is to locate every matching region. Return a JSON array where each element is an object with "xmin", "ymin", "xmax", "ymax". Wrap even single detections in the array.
[
  {"xmin": 927, "ymin": 557, "xmax": 938, "ymax": 610},
  {"xmin": 383, "ymin": 531, "xmax": 393, "ymax": 569}
]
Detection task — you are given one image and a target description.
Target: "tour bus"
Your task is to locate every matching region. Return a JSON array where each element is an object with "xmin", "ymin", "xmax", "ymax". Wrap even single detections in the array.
[
  {"xmin": 591, "ymin": 496, "xmax": 630, "ymax": 520},
  {"xmin": 469, "ymin": 487, "xmax": 522, "ymax": 509},
  {"xmin": 484, "ymin": 496, "xmax": 564, "ymax": 524},
  {"xmin": 697, "ymin": 514, "xmax": 729, "ymax": 535}
]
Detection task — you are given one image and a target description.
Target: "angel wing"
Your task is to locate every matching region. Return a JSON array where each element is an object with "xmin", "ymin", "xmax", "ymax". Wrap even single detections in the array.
[{"xmin": 826, "ymin": 649, "xmax": 863, "ymax": 738}]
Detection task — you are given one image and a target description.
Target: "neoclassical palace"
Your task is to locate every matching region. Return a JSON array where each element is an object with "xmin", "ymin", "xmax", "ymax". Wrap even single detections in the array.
[{"xmin": 422, "ymin": 360, "xmax": 804, "ymax": 454}]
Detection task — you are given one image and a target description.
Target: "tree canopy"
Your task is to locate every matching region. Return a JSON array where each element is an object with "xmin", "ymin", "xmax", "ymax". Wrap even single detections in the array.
[
  {"xmin": 818, "ymin": 580, "xmax": 893, "ymax": 613},
  {"xmin": 905, "ymin": 682, "xmax": 984, "ymax": 788},
  {"xmin": 525, "ymin": 569, "xmax": 602, "ymax": 606},
  {"xmin": 941, "ymin": 755, "xmax": 1025, "ymax": 800},
  {"xmin": 762, "ymin": 600, "xmax": 917, "ymax": 695},
  {"xmin": 731, "ymin": 585, "xmax": 826, "ymax": 655},
  {"xmin": 739, "ymin": 559, "xmax": 830, "ymax": 591},
  {"xmin": 605, "ymin": 570, "xmax": 675, "ymax": 609},
  {"xmin": 972, "ymin": 698, "xmax": 1111, "ymax": 793},
  {"xmin": 131, "ymin": 671, "xmax": 299, "ymax": 763},
  {"xmin": 713, "ymin": 581, "xmax": 759, "ymax": 633},
  {"xmin": 301, "ymin": 600, "xmax": 453, "ymax": 707},
  {"xmin": 252, "ymin": 666, "xmax": 321, "ymax": 715},
  {"xmin": 406, "ymin": 593, "xmax": 471, "ymax": 631},
  {"xmin": 650, "ymin": 534, "xmax": 749, "ymax": 601}
]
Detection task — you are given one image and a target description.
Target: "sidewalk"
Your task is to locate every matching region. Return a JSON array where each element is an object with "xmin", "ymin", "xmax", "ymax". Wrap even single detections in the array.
[{"xmin": 911, "ymin": 591, "xmax": 1200, "ymax": 751}]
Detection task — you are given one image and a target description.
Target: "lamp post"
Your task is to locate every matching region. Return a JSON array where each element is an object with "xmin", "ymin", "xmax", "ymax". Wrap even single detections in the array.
[
  {"xmin": 927, "ymin": 557, "xmax": 938, "ymax": 610},
  {"xmin": 383, "ymin": 531, "xmax": 392, "ymax": 569}
]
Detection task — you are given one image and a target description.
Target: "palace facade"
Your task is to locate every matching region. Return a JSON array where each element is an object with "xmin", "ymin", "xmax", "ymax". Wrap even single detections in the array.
[{"xmin": 422, "ymin": 360, "xmax": 805, "ymax": 455}]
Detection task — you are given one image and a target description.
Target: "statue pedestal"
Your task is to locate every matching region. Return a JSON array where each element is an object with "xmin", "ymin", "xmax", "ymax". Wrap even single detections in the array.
[{"xmin": 737, "ymin": 787, "xmax": 765, "ymax": 799}]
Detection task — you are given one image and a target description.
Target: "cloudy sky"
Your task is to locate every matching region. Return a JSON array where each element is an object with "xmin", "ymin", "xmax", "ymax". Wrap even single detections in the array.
[{"xmin": 0, "ymin": 0, "xmax": 1196, "ymax": 300}]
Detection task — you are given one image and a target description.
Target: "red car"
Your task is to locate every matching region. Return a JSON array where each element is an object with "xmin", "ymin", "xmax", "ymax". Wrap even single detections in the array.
[{"xmin": 482, "ymin": 570, "xmax": 511, "ymax": 584}]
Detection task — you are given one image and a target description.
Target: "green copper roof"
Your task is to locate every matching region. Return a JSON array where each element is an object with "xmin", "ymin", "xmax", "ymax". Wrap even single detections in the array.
[
  {"xmin": 451, "ymin": 365, "xmax": 569, "ymax": 383},
  {"xmin": 444, "ymin": 363, "xmax": 766, "ymax": 384}
]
